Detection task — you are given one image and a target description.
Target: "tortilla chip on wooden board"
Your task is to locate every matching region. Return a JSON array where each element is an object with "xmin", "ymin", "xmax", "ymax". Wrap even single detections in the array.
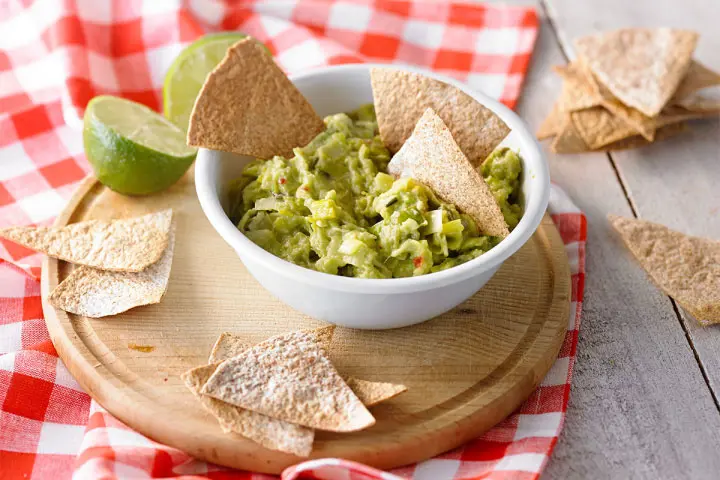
[
  {"xmin": 0, "ymin": 210, "xmax": 172, "ymax": 272},
  {"xmin": 48, "ymin": 222, "xmax": 176, "ymax": 318},
  {"xmin": 671, "ymin": 60, "xmax": 720, "ymax": 104},
  {"xmin": 388, "ymin": 108, "xmax": 509, "ymax": 237},
  {"xmin": 608, "ymin": 215, "xmax": 720, "ymax": 326},
  {"xmin": 181, "ymin": 363, "xmax": 314, "ymax": 457},
  {"xmin": 574, "ymin": 28, "xmax": 698, "ymax": 117},
  {"xmin": 187, "ymin": 38, "xmax": 325, "ymax": 159},
  {"xmin": 208, "ymin": 326, "xmax": 335, "ymax": 364},
  {"xmin": 370, "ymin": 68, "xmax": 510, "ymax": 167},
  {"xmin": 209, "ymin": 329, "xmax": 406, "ymax": 406},
  {"xmin": 201, "ymin": 330, "xmax": 375, "ymax": 432},
  {"xmin": 345, "ymin": 378, "xmax": 407, "ymax": 407}
]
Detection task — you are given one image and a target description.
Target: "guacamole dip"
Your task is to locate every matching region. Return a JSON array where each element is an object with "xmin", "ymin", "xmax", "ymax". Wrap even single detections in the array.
[{"xmin": 227, "ymin": 105, "xmax": 523, "ymax": 279}]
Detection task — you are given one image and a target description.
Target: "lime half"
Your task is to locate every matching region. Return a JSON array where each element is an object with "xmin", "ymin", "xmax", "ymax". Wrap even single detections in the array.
[
  {"xmin": 83, "ymin": 95, "xmax": 197, "ymax": 196},
  {"xmin": 163, "ymin": 32, "xmax": 250, "ymax": 132}
]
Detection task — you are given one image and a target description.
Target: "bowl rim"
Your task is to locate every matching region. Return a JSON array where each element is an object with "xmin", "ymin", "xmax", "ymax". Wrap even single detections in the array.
[{"xmin": 195, "ymin": 63, "xmax": 550, "ymax": 294}]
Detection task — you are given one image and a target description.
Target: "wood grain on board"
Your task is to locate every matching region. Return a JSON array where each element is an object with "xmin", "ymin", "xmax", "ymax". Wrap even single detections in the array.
[
  {"xmin": 42, "ymin": 172, "xmax": 570, "ymax": 474},
  {"xmin": 517, "ymin": 8, "xmax": 720, "ymax": 479}
]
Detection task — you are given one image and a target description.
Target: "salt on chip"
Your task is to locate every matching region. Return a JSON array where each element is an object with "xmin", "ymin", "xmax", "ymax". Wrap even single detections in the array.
[
  {"xmin": 388, "ymin": 108, "xmax": 509, "ymax": 238},
  {"xmin": 0, "ymin": 210, "xmax": 172, "ymax": 272},
  {"xmin": 201, "ymin": 329, "xmax": 374, "ymax": 432},
  {"xmin": 574, "ymin": 28, "xmax": 698, "ymax": 117},
  {"xmin": 187, "ymin": 38, "xmax": 325, "ymax": 159},
  {"xmin": 181, "ymin": 363, "xmax": 314, "ymax": 457},
  {"xmin": 346, "ymin": 378, "xmax": 407, "ymax": 407},
  {"xmin": 609, "ymin": 215, "xmax": 720, "ymax": 326},
  {"xmin": 370, "ymin": 68, "xmax": 510, "ymax": 167},
  {"xmin": 48, "ymin": 222, "xmax": 175, "ymax": 318}
]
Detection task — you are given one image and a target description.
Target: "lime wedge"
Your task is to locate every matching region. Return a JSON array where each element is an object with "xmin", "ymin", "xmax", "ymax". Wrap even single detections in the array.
[
  {"xmin": 163, "ymin": 32, "xmax": 253, "ymax": 132},
  {"xmin": 83, "ymin": 95, "xmax": 197, "ymax": 196}
]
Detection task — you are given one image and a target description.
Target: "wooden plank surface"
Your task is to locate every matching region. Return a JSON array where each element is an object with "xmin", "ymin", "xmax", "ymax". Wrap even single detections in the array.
[
  {"xmin": 543, "ymin": 0, "xmax": 720, "ymax": 403},
  {"xmin": 513, "ymin": 5, "xmax": 720, "ymax": 478}
]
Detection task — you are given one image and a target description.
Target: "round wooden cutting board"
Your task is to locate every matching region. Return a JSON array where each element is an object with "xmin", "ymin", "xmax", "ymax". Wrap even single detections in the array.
[{"xmin": 42, "ymin": 170, "xmax": 571, "ymax": 474}]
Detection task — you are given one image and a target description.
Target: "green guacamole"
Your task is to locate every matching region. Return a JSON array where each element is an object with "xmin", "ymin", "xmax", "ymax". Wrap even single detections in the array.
[{"xmin": 227, "ymin": 105, "xmax": 523, "ymax": 279}]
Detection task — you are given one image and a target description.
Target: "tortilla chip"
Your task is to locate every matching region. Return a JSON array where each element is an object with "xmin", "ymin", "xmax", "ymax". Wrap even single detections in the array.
[
  {"xmin": 346, "ymin": 378, "xmax": 407, "ymax": 407},
  {"xmin": 570, "ymin": 107, "xmax": 641, "ymax": 150},
  {"xmin": 0, "ymin": 210, "xmax": 171, "ymax": 272},
  {"xmin": 48, "ymin": 222, "xmax": 176, "ymax": 318},
  {"xmin": 201, "ymin": 329, "xmax": 374, "ymax": 432},
  {"xmin": 671, "ymin": 60, "xmax": 720, "ymax": 104},
  {"xmin": 536, "ymin": 101, "xmax": 565, "ymax": 140},
  {"xmin": 553, "ymin": 63, "xmax": 602, "ymax": 112},
  {"xmin": 181, "ymin": 363, "xmax": 314, "ymax": 457},
  {"xmin": 209, "ymin": 329, "xmax": 405, "ymax": 407},
  {"xmin": 370, "ymin": 68, "xmax": 510, "ymax": 167},
  {"xmin": 187, "ymin": 38, "xmax": 325, "ymax": 159},
  {"xmin": 574, "ymin": 28, "xmax": 698, "ymax": 117},
  {"xmin": 678, "ymin": 89, "xmax": 720, "ymax": 112},
  {"xmin": 609, "ymin": 215, "xmax": 720, "ymax": 325},
  {"xmin": 208, "ymin": 327, "xmax": 335, "ymax": 364},
  {"xmin": 600, "ymin": 122, "xmax": 687, "ymax": 151},
  {"xmin": 551, "ymin": 116, "xmax": 589, "ymax": 153},
  {"xmin": 208, "ymin": 333, "xmax": 253, "ymax": 364},
  {"xmin": 388, "ymin": 108, "xmax": 509, "ymax": 237}
]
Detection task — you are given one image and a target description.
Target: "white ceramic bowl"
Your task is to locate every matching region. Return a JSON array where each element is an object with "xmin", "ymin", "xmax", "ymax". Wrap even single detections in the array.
[{"xmin": 195, "ymin": 64, "xmax": 549, "ymax": 329}]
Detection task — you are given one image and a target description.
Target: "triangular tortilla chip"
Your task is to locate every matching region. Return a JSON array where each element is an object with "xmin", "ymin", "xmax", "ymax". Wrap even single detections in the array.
[
  {"xmin": 209, "ymin": 330, "xmax": 405, "ymax": 406},
  {"xmin": 208, "ymin": 333, "xmax": 253, "ymax": 364},
  {"xmin": 388, "ymin": 108, "xmax": 509, "ymax": 237},
  {"xmin": 187, "ymin": 38, "xmax": 325, "ymax": 159},
  {"xmin": 599, "ymin": 122, "xmax": 687, "ymax": 151},
  {"xmin": 182, "ymin": 363, "xmax": 314, "ymax": 457},
  {"xmin": 536, "ymin": 100, "xmax": 564, "ymax": 140},
  {"xmin": 370, "ymin": 68, "xmax": 510, "ymax": 167},
  {"xmin": 571, "ymin": 107, "xmax": 641, "ymax": 149},
  {"xmin": 671, "ymin": 60, "xmax": 720, "ymax": 104},
  {"xmin": 551, "ymin": 116, "xmax": 588, "ymax": 154},
  {"xmin": 48, "ymin": 222, "xmax": 176, "ymax": 318},
  {"xmin": 201, "ymin": 330, "xmax": 374, "ymax": 432},
  {"xmin": 0, "ymin": 210, "xmax": 171, "ymax": 272},
  {"xmin": 209, "ymin": 327, "xmax": 335, "ymax": 364},
  {"xmin": 553, "ymin": 63, "xmax": 603, "ymax": 112},
  {"xmin": 609, "ymin": 215, "xmax": 720, "ymax": 326},
  {"xmin": 574, "ymin": 28, "xmax": 698, "ymax": 117},
  {"xmin": 346, "ymin": 378, "xmax": 407, "ymax": 407}
]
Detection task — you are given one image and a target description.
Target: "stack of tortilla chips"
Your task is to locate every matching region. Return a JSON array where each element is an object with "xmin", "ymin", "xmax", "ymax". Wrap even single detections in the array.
[
  {"xmin": 188, "ymin": 38, "xmax": 514, "ymax": 239},
  {"xmin": 182, "ymin": 327, "xmax": 407, "ymax": 457},
  {"xmin": 0, "ymin": 209, "xmax": 175, "ymax": 318},
  {"xmin": 538, "ymin": 28, "xmax": 720, "ymax": 153}
]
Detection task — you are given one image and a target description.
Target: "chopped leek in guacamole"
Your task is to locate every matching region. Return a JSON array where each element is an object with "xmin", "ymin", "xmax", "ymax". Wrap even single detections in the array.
[{"xmin": 227, "ymin": 105, "xmax": 523, "ymax": 279}]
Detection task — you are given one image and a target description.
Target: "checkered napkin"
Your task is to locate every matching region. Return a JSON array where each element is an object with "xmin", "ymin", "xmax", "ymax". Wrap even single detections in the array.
[{"xmin": 0, "ymin": 1, "xmax": 585, "ymax": 479}]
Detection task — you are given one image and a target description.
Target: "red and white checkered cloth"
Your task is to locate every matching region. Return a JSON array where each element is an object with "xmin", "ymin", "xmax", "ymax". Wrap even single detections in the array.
[{"xmin": 0, "ymin": 1, "xmax": 586, "ymax": 479}]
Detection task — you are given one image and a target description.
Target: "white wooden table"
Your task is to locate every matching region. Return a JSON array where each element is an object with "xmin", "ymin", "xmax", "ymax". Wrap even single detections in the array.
[{"xmin": 489, "ymin": 0, "xmax": 720, "ymax": 477}]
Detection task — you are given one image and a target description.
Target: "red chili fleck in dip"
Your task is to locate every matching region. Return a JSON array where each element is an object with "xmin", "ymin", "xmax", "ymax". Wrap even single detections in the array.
[
  {"xmin": 413, "ymin": 257, "xmax": 423, "ymax": 268},
  {"xmin": 279, "ymin": 178, "xmax": 287, "ymax": 185}
]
